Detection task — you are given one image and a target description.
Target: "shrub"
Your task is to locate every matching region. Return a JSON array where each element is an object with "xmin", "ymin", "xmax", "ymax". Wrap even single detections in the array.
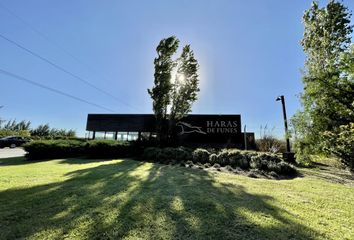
[
  {"xmin": 86, "ymin": 140, "xmax": 137, "ymax": 158},
  {"xmin": 256, "ymin": 126, "xmax": 287, "ymax": 153},
  {"xmin": 172, "ymin": 147, "xmax": 193, "ymax": 161},
  {"xmin": 192, "ymin": 148, "xmax": 210, "ymax": 163},
  {"xmin": 218, "ymin": 149, "xmax": 250, "ymax": 169},
  {"xmin": 208, "ymin": 153, "xmax": 218, "ymax": 165},
  {"xmin": 276, "ymin": 161, "xmax": 297, "ymax": 175},
  {"xmin": 250, "ymin": 155, "xmax": 268, "ymax": 170},
  {"xmin": 250, "ymin": 153, "xmax": 296, "ymax": 175},
  {"xmin": 24, "ymin": 140, "xmax": 139, "ymax": 160},
  {"xmin": 216, "ymin": 150, "xmax": 230, "ymax": 166},
  {"xmin": 256, "ymin": 137, "xmax": 287, "ymax": 153},
  {"xmin": 24, "ymin": 140, "xmax": 85, "ymax": 160},
  {"xmin": 141, "ymin": 147, "xmax": 161, "ymax": 162},
  {"xmin": 323, "ymin": 123, "xmax": 354, "ymax": 170},
  {"xmin": 141, "ymin": 147, "xmax": 192, "ymax": 163},
  {"xmin": 157, "ymin": 147, "xmax": 179, "ymax": 163},
  {"xmin": 293, "ymin": 140, "xmax": 313, "ymax": 167}
]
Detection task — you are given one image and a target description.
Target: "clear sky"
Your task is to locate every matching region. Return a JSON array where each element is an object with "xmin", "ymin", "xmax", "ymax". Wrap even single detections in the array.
[{"xmin": 1, "ymin": 0, "xmax": 354, "ymax": 137}]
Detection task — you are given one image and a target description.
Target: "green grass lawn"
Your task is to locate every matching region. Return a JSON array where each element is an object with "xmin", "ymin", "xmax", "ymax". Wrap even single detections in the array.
[{"xmin": 0, "ymin": 157, "xmax": 353, "ymax": 240}]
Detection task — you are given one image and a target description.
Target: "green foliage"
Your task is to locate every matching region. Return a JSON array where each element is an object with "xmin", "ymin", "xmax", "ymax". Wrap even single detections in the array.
[
  {"xmin": 148, "ymin": 36, "xmax": 180, "ymax": 142},
  {"xmin": 192, "ymin": 148, "xmax": 210, "ymax": 163},
  {"xmin": 24, "ymin": 140, "xmax": 138, "ymax": 160},
  {"xmin": 0, "ymin": 120, "xmax": 31, "ymax": 131},
  {"xmin": 323, "ymin": 123, "xmax": 354, "ymax": 169},
  {"xmin": 142, "ymin": 146, "xmax": 192, "ymax": 163},
  {"xmin": 141, "ymin": 147, "xmax": 162, "ymax": 162},
  {"xmin": 0, "ymin": 158, "xmax": 352, "ymax": 239},
  {"xmin": 293, "ymin": 0, "xmax": 354, "ymax": 161},
  {"xmin": 170, "ymin": 45, "xmax": 200, "ymax": 121},
  {"xmin": 250, "ymin": 153, "xmax": 296, "ymax": 175},
  {"xmin": 86, "ymin": 140, "xmax": 137, "ymax": 158},
  {"xmin": 142, "ymin": 147, "xmax": 296, "ymax": 176},
  {"xmin": 24, "ymin": 140, "xmax": 85, "ymax": 160},
  {"xmin": 0, "ymin": 119, "xmax": 32, "ymax": 138},
  {"xmin": 208, "ymin": 153, "xmax": 218, "ymax": 165},
  {"xmin": 0, "ymin": 119, "xmax": 76, "ymax": 139},
  {"xmin": 217, "ymin": 149, "xmax": 251, "ymax": 169},
  {"xmin": 0, "ymin": 129, "xmax": 30, "ymax": 138},
  {"xmin": 148, "ymin": 36, "xmax": 200, "ymax": 143},
  {"xmin": 30, "ymin": 124, "xmax": 76, "ymax": 139}
]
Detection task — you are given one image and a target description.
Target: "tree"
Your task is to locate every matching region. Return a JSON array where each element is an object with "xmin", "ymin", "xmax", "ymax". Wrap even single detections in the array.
[
  {"xmin": 170, "ymin": 45, "xmax": 200, "ymax": 122},
  {"xmin": 148, "ymin": 36, "xmax": 179, "ymax": 142},
  {"xmin": 292, "ymin": 0, "xmax": 354, "ymax": 156},
  {"xmin": 30, "ymin": 124, "xmax": 51, "ymax": 137},
  {"xmin": 148, "ymin": 37, "xmax": 200, "ymax": 144}
]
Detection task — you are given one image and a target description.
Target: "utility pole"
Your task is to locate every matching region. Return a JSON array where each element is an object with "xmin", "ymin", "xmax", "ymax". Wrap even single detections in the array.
[
  {"xmin": 243, "ymin": 125, "xmax": 247, "ymax": 150},
  {"xmin": 276, "ymin": 95, "xmax": 295, "ymax": 163}
]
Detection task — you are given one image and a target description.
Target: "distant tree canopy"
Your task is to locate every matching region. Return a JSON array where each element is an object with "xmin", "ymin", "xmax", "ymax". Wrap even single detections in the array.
[
  {"xmin": 292, "ymin": 0, "xmax": 354, "ymax": 167},
  {"xmin": 148, "ymin": 36, "xmax": 200, "ymax": 143},
  {"xmin": 0, "ymin": 119, "xmax": 76, "ymax": 139}
]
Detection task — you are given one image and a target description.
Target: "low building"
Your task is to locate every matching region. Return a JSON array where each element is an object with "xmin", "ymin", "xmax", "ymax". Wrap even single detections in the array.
[{"xmin": 86, "ymin": 114, "xmax": 255, "ymax": 148}]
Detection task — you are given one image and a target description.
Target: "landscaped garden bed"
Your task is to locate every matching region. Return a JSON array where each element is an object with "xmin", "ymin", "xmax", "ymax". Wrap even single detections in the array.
[{"xmin": 23, "ymin": 140, "xmax": 297, "ymax": 179}]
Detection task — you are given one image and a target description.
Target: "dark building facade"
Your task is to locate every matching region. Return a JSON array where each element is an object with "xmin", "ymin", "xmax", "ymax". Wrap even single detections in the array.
[{"xmin": 86, "ymin": 114, "xmax": 255, "ymax": 148}]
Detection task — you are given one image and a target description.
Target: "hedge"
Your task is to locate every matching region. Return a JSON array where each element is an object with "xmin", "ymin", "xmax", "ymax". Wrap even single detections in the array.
[
  {"xmin": 24, "ymin": 140, "xmax": 140, "ymax": 160},
  {"xmin": 86, "ymin": 140, "xmax": 139, "ymax": 158},
  {"xmin": 23, "ymin": 140, "xmax": 86, "ymax": 160}
]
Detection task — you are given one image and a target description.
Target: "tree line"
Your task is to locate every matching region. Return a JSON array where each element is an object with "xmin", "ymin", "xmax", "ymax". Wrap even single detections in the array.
[{"xmin": 0, "ymin": 119, "xmax": 76, "ymax": 139}]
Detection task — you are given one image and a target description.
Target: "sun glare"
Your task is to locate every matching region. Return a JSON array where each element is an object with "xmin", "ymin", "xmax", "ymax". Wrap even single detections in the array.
[{"xmin": 177, "ymin": 73, "xmax": 185, "ymax": 83}]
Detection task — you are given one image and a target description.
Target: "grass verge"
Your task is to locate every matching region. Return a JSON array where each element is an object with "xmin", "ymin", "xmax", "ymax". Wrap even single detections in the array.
[{"xmin": 0, "ymin": 157, "xmax": 353, "ymax": 239}]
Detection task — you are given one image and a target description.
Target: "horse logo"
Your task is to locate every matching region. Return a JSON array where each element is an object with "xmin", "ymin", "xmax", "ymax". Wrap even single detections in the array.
[{"xmin": 176, "ymin": 121, "xmax": 207, "ymax": 135}]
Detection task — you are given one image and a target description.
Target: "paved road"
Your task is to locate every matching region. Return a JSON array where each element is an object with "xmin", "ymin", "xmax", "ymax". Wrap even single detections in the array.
[{"xmin": 0, "ymin": 148, "xmax": 26, "ymax": 159}]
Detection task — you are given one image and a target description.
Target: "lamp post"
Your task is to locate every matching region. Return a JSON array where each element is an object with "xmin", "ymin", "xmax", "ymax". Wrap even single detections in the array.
[{"xmin": 276, "ymin": 95, "xmax": 295, "ymax": 162}]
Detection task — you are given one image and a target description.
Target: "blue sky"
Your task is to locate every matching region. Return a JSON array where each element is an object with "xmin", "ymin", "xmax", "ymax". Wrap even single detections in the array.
[{"xmin": 1, "ymin": 0, "xmax": 354, "ymax": 137}]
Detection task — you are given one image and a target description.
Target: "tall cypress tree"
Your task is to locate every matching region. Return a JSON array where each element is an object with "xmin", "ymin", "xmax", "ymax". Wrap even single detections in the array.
[
  {"xmin": 148, "ymin": 36, "xmax": 179, "ymax": 142},
  {"xmin": 148, "ymin": 37, "xmax": 200, "ymax": 144}
]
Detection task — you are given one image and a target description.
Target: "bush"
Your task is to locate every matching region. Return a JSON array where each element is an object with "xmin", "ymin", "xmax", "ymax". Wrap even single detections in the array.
[
  {"xmin": 86, "ymin": 140, "xmax": 137, "ymax": 158},
  {"xmin": 256, "ymin": 137, "xmax": 287, "ymax": 153},
  {"xmin": 0, "ymin": 129, "xmax": 31, "ymax": 138},
  {"xmin": 216, "ymin": 150, "xmax": 230, "ymax": 166},
  {"xmin": 216, "ymin": 149, "xmax": 250, "ymax": 169},
  {"xmin": 250, "ymin": 153, "xmax": 296, "ymax": 175},
  {"xmin": 24, "ymin": 139, "xmax": 139, "ymax": 160},
  {"xmin": 250, "ymin": 155, "xmax": 268, "ymax": 170},
  {"xmin": 209, "ymin": 153, "xmax": 218, "ymax": 164},
  {"xmin": 323, "ymin": 123, "xmax": 354, "ymax": 170},
  {"xmin": 293, "ymin": 140, "xmax": 313, "ymax": 167},
  {"xmin": 142, "ymin": 147, "xmax": 161, "ymax": 162},
  {"xmin": 24, "ymin": 140, "xmax": 85, "ymax": 160},
  {"xmin": 256, "ymin": 126, "xmax": 287, "ymax": 153},
  {"xmin": 141, "ymin": 147, "xmax": 192, "ymax": 163},
  {"xmin": 192, "ymin": 148, "xmax": 210, "ymax": 163}
]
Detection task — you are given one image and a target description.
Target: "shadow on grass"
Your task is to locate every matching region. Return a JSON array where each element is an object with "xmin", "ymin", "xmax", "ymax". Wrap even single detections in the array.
[
  {"xmin": 58, "ymin": 157, "xmax": 120, "ymax": 165},
  {"xmin": 0, "ymin": 157, "xmax": 34, "ymax": 166},
  {"xmin": 0, "ymin": 156, "xmax": 116, "ymax": 166},
  {"xmin": 0, "ymin": 159, "xmax": 319, "ymax": 239}
]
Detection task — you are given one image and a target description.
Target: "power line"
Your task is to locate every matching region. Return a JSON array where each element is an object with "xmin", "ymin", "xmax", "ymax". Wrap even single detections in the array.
[
  {"xmin": 0, "ymin": 68, "xmax": 115, "ymax": 112},
  {"xmin": 0, "ymin": 32, "xmax": 139, "ymax": 111},
  {"xmin": 0, "ymin": 2, "xmax": 93, "ymax": 69}
]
